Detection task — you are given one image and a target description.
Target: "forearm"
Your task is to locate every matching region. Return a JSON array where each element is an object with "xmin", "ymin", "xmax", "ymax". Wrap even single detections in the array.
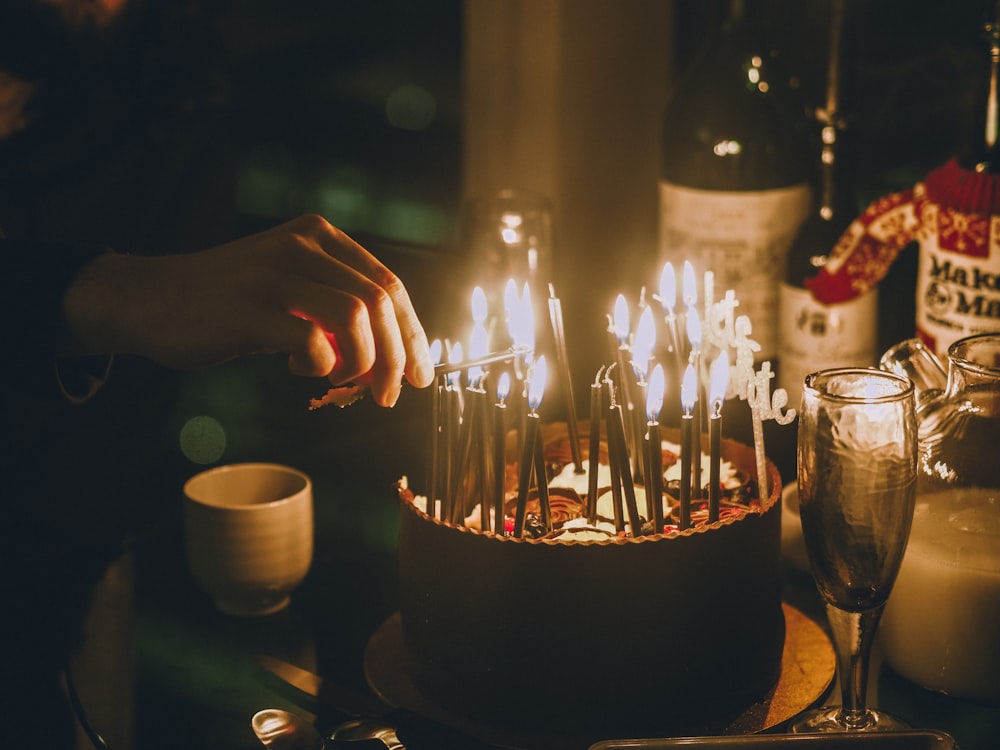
[
  {"xmin": 2, "ymin": 238, "xmax": 114, "ymax": 399},
  {"xmin": 59, "ymin": 250, "xmax": 156, "ymax": 359}
]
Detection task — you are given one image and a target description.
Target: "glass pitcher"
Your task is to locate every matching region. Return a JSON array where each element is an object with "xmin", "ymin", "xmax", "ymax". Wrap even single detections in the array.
[{"xmin": 878, "ymin": 333, "xmax": 1000, "ymax": 705}]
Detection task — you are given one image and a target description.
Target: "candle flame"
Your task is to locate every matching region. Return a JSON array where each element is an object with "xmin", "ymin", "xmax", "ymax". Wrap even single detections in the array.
[
  {"xmin": 497, "ymin": 371, "xmax": 511, "ymax": 403},
  {"xmin": 469, "ymin": 321, "xmax": 488, "ymax": 360},
  {"xmin": 468, "ymin": 332, "xmax": 486, "ymax": 384},
  {"xmin": 471, "ymin": 286, "xmax": 487, "ymax": 323},
  {"xmin": 613, "ymin": 294, "xmax": 630, "ymax": 344},
  {"xmin": 504, "ymin": 281, "xmax": 535, "ymax": 352},
  {"xmin": 710, "ymin": 351, "xmax": 729, "ymax": 411},
  {"xmin": 633, "ymin": 306, "xmax": 656, "ymax": 378},
  {"xmin": 500, "ymin": 211, "xmax": 523, "ymax": 245},
  {"xmin": 504, "ymin": 278, "xmax": 519, "ymax": 341},
  {"xmin": 681, "ymin": 363, "xmax": 697, "ymax": 414},
  {"xmin": 429, "ymin": 338, "xmax": 443, "ymax": 365},
  {"xmin": 527, "ymin": 355, "xmax": 547, "ymax": 410},
  {"xmin": 646, "ymin": 364, "xmax": 665, "ymax": 423},
  {"xmin": 682, "ymin": 260, "xmax": 697, "ymax": 308},
  {"xmin": 447, "ymin": 341, "xmax": 464, "ymax": 386},
  {"xmin": 686, "ymin": 308, "xmax": 702, "ymax": 351},
  {"xmin": 658, "ymin": 262, "xmax": 676, "ymax": 313},
  {"xmin": 518, "ymin": 283, "xmax": 535, "ymax": 352},
  {"xmin": 504, "ymin": 278, "xmax": 518, "ymax": 313}
]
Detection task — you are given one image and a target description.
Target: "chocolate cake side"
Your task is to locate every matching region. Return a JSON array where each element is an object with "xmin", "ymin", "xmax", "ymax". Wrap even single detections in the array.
[{"xmin": 396, "ymin": 433, "xmax": 784, "ymax": 737}]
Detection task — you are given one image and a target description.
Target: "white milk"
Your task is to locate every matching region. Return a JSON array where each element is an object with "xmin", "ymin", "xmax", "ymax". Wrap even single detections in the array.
[{"xmin": 880, "ymin": 488, "xmax": 1000, "ymax": 704}]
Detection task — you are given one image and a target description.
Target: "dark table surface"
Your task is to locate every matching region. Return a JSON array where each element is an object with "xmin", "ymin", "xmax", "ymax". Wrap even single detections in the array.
[{"xmin": 96, "ymin": 242, "xmax": 999, "ymax": 750}]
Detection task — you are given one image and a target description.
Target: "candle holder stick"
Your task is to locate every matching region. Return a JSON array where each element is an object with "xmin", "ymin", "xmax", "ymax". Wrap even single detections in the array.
[
  {"xmin": 493, "ymin": 374, "xmax": 510, "ymax": 534},
  {"xmin": 548, "ymin": 284, "xmax": 584, "ymax": 474},
  {"xmin": 587, "ymin": 366, "xmax": 606, "ymax": 524},
  {"xmin": 450, "ymin": 384, "xmax": 485, "ymax": 523},
  {"xmin": 609, "ymin": 390, "xmax": 643, "ymax": 536},
  {"xmin": 533, "ymin": 425, "xmax": 552, "ymax": 533},
  {"xmin": 513, "ymin": 413, "xmax": 539, "ymax": 537},
  {"xmin": 428, "ymin": 372, "xmax": 442, "ymax": 520}
]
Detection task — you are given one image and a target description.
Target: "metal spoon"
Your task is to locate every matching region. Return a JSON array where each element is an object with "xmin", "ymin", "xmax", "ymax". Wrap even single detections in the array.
[
  {"xmin": 252, "ymin": 708, "xmax": 325, "ymax": 750},
  {"xmin": 330, "ymin": 717, "xmax": 405, "ymax": 750}
]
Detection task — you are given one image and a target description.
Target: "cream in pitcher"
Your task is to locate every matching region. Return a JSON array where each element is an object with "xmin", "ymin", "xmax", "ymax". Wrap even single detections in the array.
[{"xmin": 878, "ymin": 333, "xmax": 1000, "ymax": 704}]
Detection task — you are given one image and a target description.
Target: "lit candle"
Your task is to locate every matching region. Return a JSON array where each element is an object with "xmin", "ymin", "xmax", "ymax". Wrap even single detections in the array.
[
  {"xmin": 659, "ymin": 261, "xmax": 677, "ymax": 314},
  {"xmin": 658, "ymin": 262, "xmax": 683, "ymax": 379},
  {"xmin": 607, "ymin": 377, "xmax": 642, "ymax": 536},
  {"xmin": 633, "ymin": 306, "xmax": 656, "ymax": 377},
  {"xmin": 602, "ymin": 367, "xmax": 625, "ymax": 533},
  {"xmin": 687, "ymin": 309, "xmax": 703, "ymax": 498},
  {"xmin": 470, "ymin": 286, "xmax": 490, "ymax": 369},
  {"xmin": 588, "ymin": 366, "xmax": 605, "ymax": 524},
  {"xmin": 608, "ymin": 293, "xmax": 630, "ymax": 364},
  {"xmin": 533, "ymin": 408, "xmax": 552, "ymax": 533},
  {"xmin": 548, "ymin": 283, "xmax": 583, "ymax": 473},
  {"xmin": 507, "ymin": 283, "xmax": 535, "ymax": 461},
  {"xmin": 708, "ymin": 351, "xmax": 729, "ymax": 523},
  {"xmin": 703, "ymin": 270, "xmax": 714, "ymax": 328},
  {"xmin": 682, "ymin": 260, "xmax": 698, "ymax": 310},
  {"xmin": 680, "ymin": 363, "xmax": 697, "ymax": 530},
  {"xmin": 427, "ymin": 338, "xmax": 443, "ymax": 519},
  {"xmin": 612, "ymin": 294, "xmax": 638, "ymax": 474},
  {"xmin": 504, "ymin": 279, "xmax": 521, "ymax": 348},
  {"xmin": 443, "ymin": 341, "xmax": 463, "ymax": 522},
  {"xmin": 452, "ymin": 375, "xmax": 486, "ymax": 524},
  {"xmin": 493, "ymin": 372, "xmax": 510, "ymax": 534},
  {"xmin": 645, "ymin": 364, "xmax": 666, "ymax": 534},
  {"xmin": 679, "ymin": 260, "xmax": 698, "ymax": 365},
  {"xmin": 632, "ymin": 305, "xmax": 656, "ymax": 489},
  {"xmin": 514, "ymin": 356, "xmax": 547, "ymax": 537}
]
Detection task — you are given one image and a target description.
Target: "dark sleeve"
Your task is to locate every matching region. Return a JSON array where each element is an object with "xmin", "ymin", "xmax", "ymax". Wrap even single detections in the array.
[{"xmin": 1, "ymin": 238, "xmax": 113, "ymax": 401}]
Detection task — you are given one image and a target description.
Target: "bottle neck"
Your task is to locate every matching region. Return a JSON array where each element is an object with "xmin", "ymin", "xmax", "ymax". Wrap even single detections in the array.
[
  {"xmin": 960, "ymin": 1, "xmax": 1000, "ymax": 171},
  {"xmin": 812, "ymin": 0, "xmax": 857, "ymax": 224}
]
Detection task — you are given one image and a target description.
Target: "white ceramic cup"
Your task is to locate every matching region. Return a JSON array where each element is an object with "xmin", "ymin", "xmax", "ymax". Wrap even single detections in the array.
[{"xmin": 183, "ymin": 462, "xmax": 313, "ymax": 616}]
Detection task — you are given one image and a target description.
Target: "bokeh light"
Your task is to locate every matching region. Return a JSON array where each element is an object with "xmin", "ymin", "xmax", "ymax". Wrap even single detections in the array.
[
  {"xmin": 385, "ymin": 84, "xmax": 436, "ymax": 131},
  {"xmin": 179, "ymin": 415, "xmax": 227, "ymax": 465}
]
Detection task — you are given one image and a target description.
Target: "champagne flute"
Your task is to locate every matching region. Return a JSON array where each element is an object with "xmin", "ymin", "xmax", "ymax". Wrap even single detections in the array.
[{"xmin": 792, "ymin": 368, "xmax": 917, "ymax": 733}]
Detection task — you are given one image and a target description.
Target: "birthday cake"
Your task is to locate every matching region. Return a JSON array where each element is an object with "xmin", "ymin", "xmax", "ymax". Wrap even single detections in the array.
[{"xmin": 396, "ymin": 421, "xmax": 784, "ymax": 739}]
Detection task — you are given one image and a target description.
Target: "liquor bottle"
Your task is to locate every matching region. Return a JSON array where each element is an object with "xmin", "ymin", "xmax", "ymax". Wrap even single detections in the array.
[
  {"xmin": 912, "ymin": 0, "xmax": 1000, "ymax": 353},
  {"xmin": 659, "ymin": 0, "xmax": 812, "ymax": 361},
  {"xmin": 803, "ymin": 2, "xmax": 1000, "ymax": 358},
  {"xmin": 777, "ymin": 0, "xmax": 877, "ymax": 406}
]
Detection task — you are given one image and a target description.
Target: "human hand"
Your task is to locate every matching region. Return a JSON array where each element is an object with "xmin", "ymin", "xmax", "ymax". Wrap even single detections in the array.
[{"xmin": 61, "ymin": 214, "xmax": 434, "ymax": 406}]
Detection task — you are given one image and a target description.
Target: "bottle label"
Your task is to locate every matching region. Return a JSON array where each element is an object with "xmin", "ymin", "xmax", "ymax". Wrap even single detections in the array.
[
  {"xmin": 659, "ymin": 180, "xmax": 811, "ymax": 360},
  {"xmin": 800, "ymin": 160, "xmax": 1000, "ymax": 358},
  {"xmin": 777, "ymin": 283, "xmax": 878, "ymax": 407},
  {"xmin": 915, "ymin": 215, "xmax": 1000, "ymax": 356}
]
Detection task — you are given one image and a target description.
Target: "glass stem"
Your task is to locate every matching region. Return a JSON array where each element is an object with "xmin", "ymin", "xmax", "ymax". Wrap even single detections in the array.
[{"xmin": 825, "ymin": 603, "xmax": 884, "ymax": 729}]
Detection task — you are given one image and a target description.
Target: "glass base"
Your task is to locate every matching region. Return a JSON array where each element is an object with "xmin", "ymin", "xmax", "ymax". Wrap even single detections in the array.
[{"xmin": 790, "ymin": 706, "xmax": 910, "ymax": 733}]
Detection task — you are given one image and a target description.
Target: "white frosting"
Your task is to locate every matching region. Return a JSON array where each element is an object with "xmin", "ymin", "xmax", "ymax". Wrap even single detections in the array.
[
  {"xmin": 550, "ymin": 462, "xmax": 612, "ymax": 494},
  {"xmin": 595, "ymin": 486, "xmax": 655, "ymax": 529},
  {"xmin": 411, "ymin": 440, "xmax": 741, "ymax": 539},
  {"xmin": 563, "ymin": 516, "xmax": 617, "ymax": 535},
  {"xmin": 661, "ymin": 440, "xmax": 741, "ymax": 489}
]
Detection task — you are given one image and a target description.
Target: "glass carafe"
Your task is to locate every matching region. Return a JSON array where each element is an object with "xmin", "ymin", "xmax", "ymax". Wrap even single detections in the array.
[{"xmin": 878, "ymin": 333, "xmax": 1000, "ymax": 704}]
